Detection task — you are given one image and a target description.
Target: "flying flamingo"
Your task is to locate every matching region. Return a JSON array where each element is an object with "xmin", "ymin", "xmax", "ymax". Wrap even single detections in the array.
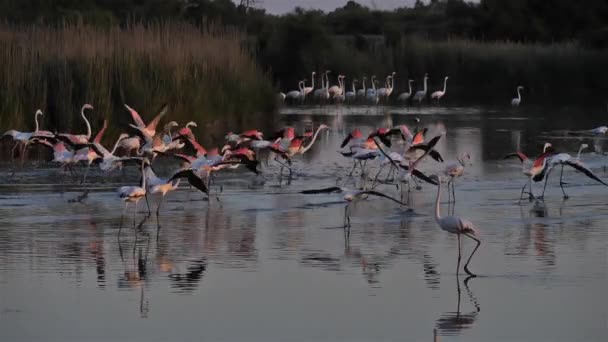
[
  {"xmin": 511, "ymin": 86, "xmax": 524, "ymax": 107},
  {"xmin": 444, "ymin": 152, "xmax": 471, "ymax": 203},
  {"xmin": 413, "ymin": 74, "xmax": 429, "ymax": 104},
  {"xmin": 300, "ymin": 186, "xmax": 408, "ymax": 231},
  {"xmin": 273, "ymin": 124, "xmax": 329, "ymax": 177},
  {"xmin": 143, "ymin": 164, "xmax": 181, "ymax": 219},
  {"xmin": 397, "ymin": 80, "xmax": 414, "ymax": 104},
  {"xmin": 125, "ymin": 103, "xmax": 169, "ymax": 139},
  {"xmin": 538, "ymin": 144, "xmax": 608, "ymax": 199},
  {"xmin": 430, "ymin": 174, "xmax": 481, "ymax": 277},
  {"xmin": 116, "ymin": 135, "xmax": 141, "ymax": 157},
  {"xmin": 504, "ymin": 143, "xmax": 554, "ymax": 202},
  {"xmin": 2, "ymin": 109, "xmax": 49, "ymax": 166},
  {"xmin": 55, "ymin": 104, "xmax": 94, "ymax": 146},
  {"xmin": 173, "ymin": 121, "xmax": 197, "ymax": 141},
  {"xmin": 431, "ymin": 76, "xmax": 449, "ymax": 102}
]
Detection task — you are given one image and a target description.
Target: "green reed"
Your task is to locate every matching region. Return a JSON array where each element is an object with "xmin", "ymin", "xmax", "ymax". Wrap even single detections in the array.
[{"xmin": 0, "ymin": 22, "xmax": 277, "ymax": 146}]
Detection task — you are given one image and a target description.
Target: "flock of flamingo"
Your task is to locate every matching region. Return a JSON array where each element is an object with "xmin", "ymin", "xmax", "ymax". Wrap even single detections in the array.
[
  {"xmin": 278, "ymin": 71, "xmax": 524, "ymax": 107},
  {"xmin": 2, "ymin": 99, "xmax": 608, "ymax": 278}
]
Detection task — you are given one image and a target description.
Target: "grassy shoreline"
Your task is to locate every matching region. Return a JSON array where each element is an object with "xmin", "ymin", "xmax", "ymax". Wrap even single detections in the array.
[{"xmin": 0, "ymin": 22, "xmax": 277, "ymax": 145}]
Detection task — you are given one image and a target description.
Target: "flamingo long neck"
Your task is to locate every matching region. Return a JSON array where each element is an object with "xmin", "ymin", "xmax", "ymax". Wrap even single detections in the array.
[
  {"xmin": 517, "ymin": 88, "xmax": 522, "ymax": 101},
  {"xmin": 372, "ymin": 78, "xmax": 376, "ymax": 91},
  {"xmin": 311, "ymin": 73, "xmax": 315, "ymax": 89},
  {"xmin": 434, "ymin": 181, "xmax": 442, "ymax": 222},
  {"xmin": 391, "ymin": 74, "xmax": 395, "ymax": 90},
  {"xmin": 300, "ymin": 127, "xmax": 325, "ymax": 154},
  {"xmin": 110, "ymin": 137, "xmax": 125, "ymax": 155},
  {"xmin": 423, "ymin": 77, "xmax": 428, "ymax": 93},
  {"xmin": 141, "ymin": 164, "xmax": 147, "ymax": 189},
  {"xmin": 576, "ymin": 145, "xmax": 587, "ymax": 160},
  {"xmin": 408, "ymin": 81, "xmax": 412, "ymax": 94},
  {"xmin": 442, "ymin": 78, "xmax": 448, "ymax": 93},
  {"xmin": 321, "ymin": 74, "xmax": 325, "ymax": 89},
  {"xmin": 362, "ymin": 79, "xmax": 366, "ymax": 91},
  {"xmin": 34, "ymin": 112, "xmax": 41, "ymax": 132},
  {"xmin": 352, "ymin": 81, "xmax": 356, "ymax": 93},
  {"xmin": 82, "ymin": 108, "xmax": 91, "ymax": 139}
]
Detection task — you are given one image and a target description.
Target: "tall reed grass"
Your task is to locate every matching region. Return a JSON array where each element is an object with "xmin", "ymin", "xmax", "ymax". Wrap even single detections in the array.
[{"xmin": 0, "ymin": 22, "xmax": 277, "ymax": 146}]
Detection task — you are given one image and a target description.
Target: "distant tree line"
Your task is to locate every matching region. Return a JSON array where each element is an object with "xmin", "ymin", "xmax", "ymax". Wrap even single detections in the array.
[{"xmin": 3, "ymin": 0, "xmax": 607, "ymax": 46}]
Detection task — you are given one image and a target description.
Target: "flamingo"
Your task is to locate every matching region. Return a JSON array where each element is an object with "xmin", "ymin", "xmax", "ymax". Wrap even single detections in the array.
[
  {"xmin": 118, "ymin": 159, "xmax": 150, "ymax": 231},
  {"xmin": 345, "ymin": 79, "xmax": 358, "ymax": 102},
  {"xmin": 302, "ymin": 71, "xmax": 316, "ymax": 98},
  {"xmin": 539, "ymin": 144, "xmax": 608, "ymax": 199},
  {"xmin": 589, "ymin": 126, "xmax": 607, "ymax": 135},
  {"xmin": 273, "ymin": 124, "xmax": 329, "ymax": 177},
  {"xmin": 413, "ymin": 74, "xmax": 429, "ymax": 104},
  {"xmin": 313, "ymin": 70, "xmax": 331, "ymax": 103},
  {"xmin": 356, "ymin": 77, "xmax": 367, "ymax": 100},
  {"xmin": 444, "ymin": 152, "xmax": 471, "ymax": 203},
  {"xmin": 504, "ymin": 143, "xmax": 554, "ymax": 202},
  {"xmin": 375, "ymin": 75, "xmax": 391, "ymax": 100},
  {"xmin": 125, "ymin": 103, "xmax": 169, "ymax": 139},
  {"xmin": 328, "ymin": 75, "xmax": 344, "ymax": 99},
  {"xmin": 386, "ymin": 72, "xmax": 396, "ymax": 98},
  {"xmin": 285, "ymin": 80, "xmax": 305, "ymax": 104},
  {"xmin": 55, "ymin": 104, "xmax": 94, "ymax": 145},
  {"xmin": 116, "ymin": 136, "xmax": 141, "ymax": 157},
  {"xmin": 366, "ymin": 79, "xmax": 379, "ymax": 105},
  {"xmin": 300, "ymin": 186, "xmax": 408, "ymax": 230},
  {"xmin": 143, "ymin": 163, "xmax": 181, "ymax": 219},
  {"xmin": 87, "ymin": 133, "xmax": 140, "ymax": 172},
  {"xmin": 2, "ymin": 109, "xmax": 49, "ymax": 166},
  {"xmin": 431, "ymin": 76, "xmax": 449, "ymax": 102},
  {"xmin": 430, "ymin": 174, "xmax": 481, "ymax": 277},
  {"xmin": 397, "ymin": 80, "xmax": 414, "ymax": 104},
  {"xmin": 511, "ymin": 86, "xmax": 523, "ymax": 107}
]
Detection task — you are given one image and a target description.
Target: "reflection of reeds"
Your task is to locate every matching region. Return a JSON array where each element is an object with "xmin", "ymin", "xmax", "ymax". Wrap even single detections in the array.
[
  {"xmin": 0, "ymin": 22, "xmax": 276, "ymax": 145},
  {"xmin": 317, "ymin": 36, "xmax": 608, "ymax": 104}
]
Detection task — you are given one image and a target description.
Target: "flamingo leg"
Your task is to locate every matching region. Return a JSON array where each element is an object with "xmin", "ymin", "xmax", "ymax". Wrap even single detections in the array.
[
  {"xmin": 451, "ymin": 179, "xmax": 457, "ymax": 203},
  {"xmin": 457, "ymin": 233, "xmax": 462, "ymax": 275},
  {"xmin": 156, "ymin": 195, "xmax": 163, "ymax": 219},
  {"xmin": 119, "ymin": 202, "xmax": 128, "ymax": 236},
  {"xmin": 559, "ymin": 164, "xmax": 568, "ymax": 199},
  {"xmin": 145, "ymin": 194, "xmax": 151, "ymax": 217},
  {"xmin": 463, "ymin": 233, "xmax": 481, "ymax": 277},
  {"xmin": 81, "ymin": 163, "xmax": 91, "ymax": 184},
  {"xmin": 518, "ymin": 182, "xmax": 528, "ymax": 204},
  {"xmin": 372, "ymin": 164, "xmax": 387, "ymax": 188},
  {"xmin": 133, "ymin": 201, "xmax": 138, "ymax": 227},
  {"xmin": 347, "ymin": 160, "xmax": 357, "ymax": 177}
]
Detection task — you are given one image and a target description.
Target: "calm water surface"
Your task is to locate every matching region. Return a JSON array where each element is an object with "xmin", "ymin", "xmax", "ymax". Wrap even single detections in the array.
[{"xmin": 1, "ymin": 105, "xmax": 607, "ymax": 341}]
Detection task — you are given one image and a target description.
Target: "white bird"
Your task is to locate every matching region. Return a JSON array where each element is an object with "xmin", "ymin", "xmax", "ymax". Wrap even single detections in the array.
[
  {"xmin": 430, "ymin": 174, "xmax": 481, "ymax": 277},
  {"xmin": 356, "ymin": 77, "xmax": 367, "ymax": 99},
  {"xmin": 431, "ymin": 76, "xmax": 449, "ymax": 102},
  {"xmin": 143, "ymin": 164, "xmax": 181, "ymax": 219},
  {"xmin": 345, "ymin": 79, "xmax": 358, "ymax": 102},
  {"xmin": 302, "ymin": 71, "xmax": 316, "ymax": 98},
  {"xmin": 285, "ymin": 80, "xmax": 305, "ymax": 104},
  {"xmin": 589, "ymin": 126, "xmax": 607, "ymax": 135},
  {"xmin": 125, "ymin": 103, "xmax": 169, "ymax": 139},
  {"xmin": 511, "ymin": 86, "xmax": 524, "ymax": 106},
  {"xmin": 397, "ymin": 79, "xmax": 414, "ymax": 103},
  {"xmin": 413, "ymin": 74, "xmax": 429, "ymax": 104},
  {"xmin": 300, "ymin": 186, "xmax": 407, "ymax": 229},
  {"xmin": 444, "ymin": 152, "xmax": 471, "ymax": 203},
  {"xmin": 118, "ymin": 159, "xmax": 150, "ymax": 231},
  {"xmin": 328, "ymin": 75, "xmax": 345, "ymax": 98}
]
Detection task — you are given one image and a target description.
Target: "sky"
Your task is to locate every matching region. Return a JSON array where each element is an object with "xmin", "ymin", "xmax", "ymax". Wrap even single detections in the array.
[{"xmin": 240, "ymin": 0, "xmax": 422, "ymax": 14}]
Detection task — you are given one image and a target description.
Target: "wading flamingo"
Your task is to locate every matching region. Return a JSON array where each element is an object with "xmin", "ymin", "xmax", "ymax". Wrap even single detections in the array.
[
  {"xmin": 430, "ymin": 174, "xmax": 481, "ymax": 277},
  {"xmin": 431, "ymin": 76, "xmax": 449, "ymax": 102},
  {"xmin": 397, "ymin": 80, "xmax": 414, "ymax": 103},
  {"xmin": 511, "ymin": 86, "xmax": 523, "ymax": 107},
  {"xmin": 413, "ymin": 74, "xmax": 429, "ymax": 104}
]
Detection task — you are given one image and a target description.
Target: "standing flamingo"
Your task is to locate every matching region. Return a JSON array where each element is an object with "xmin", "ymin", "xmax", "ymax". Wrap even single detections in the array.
[
  {"xmin": 413, "ymin": 74, "xmax": 429, "ymax": 104},
  {"xmin": 345, "ymin": 79, "xmax": 358, "ymax": 103},
  {"xmin": 511, "ymin": 86, "xmax": 524, "ymax": 107},
  {"xmin": 431, "ymin": 76, "xmax": 449, "ymax": 102},
  {"xmin": 302, "ymin": 71, "xmax": 316, "ymax": 99},
  {"xmin": 356, "ymin": 77, "xmax": 367, "ymax": 100},
  {"xmin": 444, "ymin": 152, "xmax": 471, "ymax": 203},
  {"xmin": 397, "ymin": 79, "xmax": 414, "ymax": 104},
  {"xmin": 430, "ymin": 174, "xmax": 481, "ymax": 277},
  {"xmin": 118, "ymin": 159, "xmax": 149, "ymax": 232}
]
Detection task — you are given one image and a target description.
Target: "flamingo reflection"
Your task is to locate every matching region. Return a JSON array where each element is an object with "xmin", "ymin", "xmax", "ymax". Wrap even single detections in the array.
[{"xmin": 435, "ymin": 275, "xmax": 480, "ymax": 337}]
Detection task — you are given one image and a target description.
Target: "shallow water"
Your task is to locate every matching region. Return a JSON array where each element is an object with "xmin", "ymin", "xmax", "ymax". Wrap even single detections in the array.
[{"xmin": 1, "ymin": 105, "xmax": 607, "ymax": 341}]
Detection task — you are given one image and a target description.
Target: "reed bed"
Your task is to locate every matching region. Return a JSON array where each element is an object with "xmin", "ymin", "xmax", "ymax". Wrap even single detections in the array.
[{"xmin": 0, "ymin": 22, "xmax": 277, "ymax": 145}]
